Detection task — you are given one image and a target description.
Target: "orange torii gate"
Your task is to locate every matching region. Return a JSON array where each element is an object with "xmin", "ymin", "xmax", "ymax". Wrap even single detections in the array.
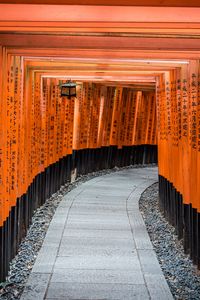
[{"xmin": 1, "ymin": 1, "xmax": 200, "ymax": 282}]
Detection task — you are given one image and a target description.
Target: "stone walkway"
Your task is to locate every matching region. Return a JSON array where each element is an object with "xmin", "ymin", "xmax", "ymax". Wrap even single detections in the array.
[{"xmin": 21, "ymin": 167, "xmax": 173, "ymax": 300}]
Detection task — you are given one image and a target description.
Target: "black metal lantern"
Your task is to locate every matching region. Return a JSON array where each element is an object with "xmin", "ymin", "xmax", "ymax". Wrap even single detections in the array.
[{"xmin": 60, "ymin": 80, "xmax": 76, "ymax": 99}]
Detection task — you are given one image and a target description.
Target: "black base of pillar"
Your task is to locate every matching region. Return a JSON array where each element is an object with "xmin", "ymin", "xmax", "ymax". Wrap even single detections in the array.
[{"xmin": 159, "ymin": 175, "xmax": 200, "ymax": 267}]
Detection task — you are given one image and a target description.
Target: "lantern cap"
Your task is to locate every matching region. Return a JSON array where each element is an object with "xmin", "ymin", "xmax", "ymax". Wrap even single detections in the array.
[{"xmin": 61, "ymin": 80, "xmax": 76, "ymax": 88}]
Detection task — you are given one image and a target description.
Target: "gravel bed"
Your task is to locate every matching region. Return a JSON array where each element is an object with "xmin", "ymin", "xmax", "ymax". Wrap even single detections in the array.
[
  {"xmin": 0, "ymin": 164, "xmax": 155, "ymax": 300},
  {"xmin": 139, "ymin": 183, "xmax": 200, "ymax": 300}
]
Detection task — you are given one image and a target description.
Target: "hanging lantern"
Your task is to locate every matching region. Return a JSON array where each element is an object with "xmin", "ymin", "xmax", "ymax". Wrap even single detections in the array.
[{"xmin": 60, "ymin": 80, "xmax": 76, "ymax": 98}]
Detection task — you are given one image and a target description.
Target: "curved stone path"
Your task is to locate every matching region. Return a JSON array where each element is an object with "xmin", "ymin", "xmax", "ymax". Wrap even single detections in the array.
[{"xmin": 21, "ymin": 167, "xmax": 173, "ymax": 300}]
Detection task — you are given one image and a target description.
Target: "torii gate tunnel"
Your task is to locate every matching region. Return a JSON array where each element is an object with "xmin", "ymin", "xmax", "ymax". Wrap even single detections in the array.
[{"xmin": 0, "ymin": 1, "xmax": 200, "ymax": 282}]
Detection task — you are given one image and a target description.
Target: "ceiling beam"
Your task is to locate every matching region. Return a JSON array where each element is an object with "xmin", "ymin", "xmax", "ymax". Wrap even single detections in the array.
[
  {"xmin": 0, "ymin": 5, "xmax": 200, "ymax": 23},
  {"xmin": 6, "ymin": 48, "xmax": 200, "ymax": 60},
  {"xmin": 2, "ymin": 21, "xmax": 200, "ymax": 30},
  {"xmin": 0, "ymin": 0, "xmax": 199, "ymax": 7},
  {"xmin": 2, "ymin": 34, "xmax": 200, "ymax": 51}
]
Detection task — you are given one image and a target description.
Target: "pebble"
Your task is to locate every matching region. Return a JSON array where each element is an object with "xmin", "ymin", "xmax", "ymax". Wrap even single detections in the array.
[
  {"xmin": 139, "ymin": 183, "xmax": 200, "ymax": 300},
  {"xmin": 0, "ymin": 164, "xmax": 155, "ymax": 300}
]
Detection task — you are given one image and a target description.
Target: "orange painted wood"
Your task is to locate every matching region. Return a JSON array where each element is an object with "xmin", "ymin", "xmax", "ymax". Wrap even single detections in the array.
[
  {"xmin": 2, "ymin": 34, "xmax": 200, "ymax": 52},
  {"xmin": 0, "ymin": 0, "xmax": 199, "ymax": 6},
  {"xmin": 0, "ymin": 0, "xmax": 200, "ymax": 6},
  {"xmin": 1, "ymin": 5, "xmax": 200, "ymax": 23}
]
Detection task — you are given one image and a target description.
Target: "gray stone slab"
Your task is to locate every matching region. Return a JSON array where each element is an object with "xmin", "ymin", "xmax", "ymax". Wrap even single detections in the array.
[
  {"xmin": 63, "ymin": 188, "xmax": 84, "ymax": 196},
  {"xmin": 69, "ymin": 209, "xmax": 127, "ymax": 216},
  {"xmin": 65, "ymin": 222, "xmax": 131, "ymax": 231},
  {"xmin": 32, "ymin": 247, "xmax": 58, "ymax": 273},
  {"xmin": 138, "ymin": 249, "xmax": 163, "ymax": 275},
  {"xmin": 67, "ymin": 215, "xmax": 129, "ymax": 223},
  {"xmin": 68, "ymin": 212, "xmax": 128, "ymax": 218},
  {"xmin": 48, "ymin": 222, "xmax": 66, "ymax": 229},
  {"xmin": 69, "ymin": 194, "xmax": 99, "ymax": 200},
  {"xmin": 66, "ymin": 217, "xmax": 130, "ymax": 225},
  {"xmin": 94, "ymin": 183, "xmax": 134, "ymax": 189},
  {"xmin": 88, "ymin": 188, "xmax": 134, "ymax": 193},
  {"xmin": 45, "ymin": 282, "xmax": 149, "ymax": 300},
  {"xmin": 51, "ymin": 268, "xmax": 145, "ymax": 284},
  {"xmin": 131, "ymin": 228, "xmax": 153, "ymax": 250},
  {"xmin": 48, "ymin": 215, "xmax": 67, "ymax": 222},
  {"xmin": 57, "ymin": 202, "xmax": 73, "ymax": 209},
  {"xmin": 62, "ymin": 228, "xmax": 133, "ymax": 243},
  {"xmin": 81, "ymin": 178, "xmax": 103, "ymax": 185},
  {"xmin": 52, "ymin": 211, "xmax": 70, "ymax": 218},
  {"xmin": 80, "ymin": 190, "xmax": 130, "ymax": 197},
  {"xmin": 38, "ymin": 246, "xmax": 59, "ymax": 256},
  {"xmin": 66, "ymin": 214, "xmax": 130, "ymax": 224},
  {"xmin": 41, "ymin": 240, "xmax": 60, "ymax": 247},
  {"xmin": 31, "ymin": 264, "xmax": 53, "ymax": 274},
  {"xmin": 128, "ymin": 189, "xmax": 144, "ymax": 197},
  {"xmin": 71, "ymin": 202, "xmax": 127, "ymax": 208},
  {"xmin": 127, "ymin": 194, "xmax": 141, "ymax": 202},
  {"xmin": 58, "ymin": 242, "xmax": 135, "ymax": 256},
  {"xmin": 128, "ymin": 212, "xmax": 146, "ymax": 226},
  {"xmin": 75, "ymin": 197, "xmax": 125, "ymax": 203},
  {"xmin": 97, "ymin": 181, "xmax": 134, "ymax": 186},
  {"xmin": 58, "ymin": 247, "xmax": 134, "ymax": 257},
  {"xmin": 127, "ymin": 203, "xmax": 140, "ymax": 211},
  {"xmin": 144, "ymin": 274, "xmax": 173, "ymax": 300},
  {"xmin": 44, "ymin": 229, "xmax": 63, "ymax": 243},
  {"xmin": 67, "ymin": 215, "xmax": 129, "ymax": 221},
  {"xmin": 20, "ymin": 273, "xmax": 51, "ymax": 300},
  {"xmin": 75, "ymin": 195, "xmax": 128, "ymax": 201},
  {"xmin": 83, "ymin": 184, "xmax": 133, "ymax": 190},
  {"xmin": 73, "ymin": 200, "xmax": 127, "ymax": 206},
  {"xmin": 54, "ymin": 255, "xmax": 141, "ymax": 270}
]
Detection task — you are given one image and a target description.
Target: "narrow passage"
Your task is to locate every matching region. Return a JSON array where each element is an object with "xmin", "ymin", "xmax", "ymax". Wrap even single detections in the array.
[{"xmin": 21, "ymin": 167, "xmax": 173, "ymax": 300}]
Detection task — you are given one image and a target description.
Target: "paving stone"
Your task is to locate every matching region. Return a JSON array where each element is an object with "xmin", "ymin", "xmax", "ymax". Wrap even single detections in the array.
[
  {"xmin": 69, "ymin": 208, "xmax": 127, "ymax": 215},
  {"xmin": 48, "ymin": 215, "xmax": 67, "ymax": 222},
  {"xmin": 31, "ymin": 246, "xmax": 58, "ymax": 273},
  {"xmin": 20, "ymin": 273, "xmax": 51, "ymax": 300},
  {"xmin": 71, "ymin": 202, "xmax": 126, "ymax": 208},
  {"xmin": 38, "ymin": 246, "xmax": 59, "ymax": 256},
  {"xmin": 51, "ymin": 268, "xmax": 145, "ymax": 285},
  {"xmin": 80, "ymin": 190, "xmax": 130, "ymax": 197},
  {"xmin": 61, "ymin": 232, "xmax": 134, "ymax": 245},
  {"xmin": 131, "ymin": 228, "xmax": 153, "ymax": 250},
  {"xmin": 58, "ymin": 241, "xmax": 135, "ymax": 256},
  {"xmin": 75, "ymin": 195, "xmax": 128, "ymax": 201},
  {"xmin": 48, "ymin": 221, "xmax": 66, "ymax": 228},
  {"xmin": 73, "ymin": 199, "xmax": 126, "ymax": 205},
  {"xmin": 54, "ymin": 254, "xmax": 141, "ymax": 270},
  {"xmin": 144, "ymin": 274, "xmax": 173, "ymax": 300},
  {"xmin": 128, "ymin": 212, "xmax": 146, "ymax": 226},
  {"xmin": 32, "ymin": 250, "xmax": 57, "ymax": 273},
  {"xmin": 94, "ymin": 183, "xmax": 134, "ymax": 189},
  {"xmin": 138, "ymin": 249, "xmax": 163, "ymax": 275},
  {"xmin": 65, "ymin": 221, "xmax": 131, "ymax": 231},
  {"xmin": 67, "ymin": 214, "xmax": 128, "ymax": 222},
  {"xmin": 45, "ymin": 282, "xmax": 149, "ymax": 300},
  {"xmin": 44, "ymin": 229, "xmax": 63, "ymax": 243}
]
